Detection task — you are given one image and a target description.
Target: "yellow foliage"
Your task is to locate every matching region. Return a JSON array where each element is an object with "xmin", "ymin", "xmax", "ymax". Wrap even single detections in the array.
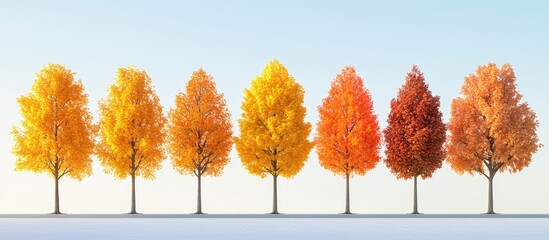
[
  {"xmin": 167, "ymin": 69, "xmax": 233, "ymax": 177},
  {"xmin": 97, "ymin": 66, "xmax": 166, "ymax": 179},
  {"xmin": 235, "ymin": 60, "xmax": 313, "ymax": 178},
  {"xmin": 12, "ymin": 64, "xmax": 94, "ymax": 180}
]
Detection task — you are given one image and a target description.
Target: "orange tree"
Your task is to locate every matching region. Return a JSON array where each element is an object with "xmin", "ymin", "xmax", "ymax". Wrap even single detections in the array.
[
  {"xmin": 384, "ymin": 66, "xmax": 446, "ymax": 214},
  {"xmin": 447, "ymin": 63, "xmax": 541, "ymax": 214},
  {"xmin": 234, "ymin": 59, "xmax": 313, "ymax": 214},
  {"xmin": 167, "ymin": 69, "xmax": 233, "ymax": 214},
  {"xmin": 315, "ymin": 66, "xmax": 381, "ymax": 214},
  {"xmin": 12, "ymin": 64, "xmax": 94, "ymax": 214},
  {"xmin": 97, "ymin": 66, "xmax": 166, "ymax": 214}
]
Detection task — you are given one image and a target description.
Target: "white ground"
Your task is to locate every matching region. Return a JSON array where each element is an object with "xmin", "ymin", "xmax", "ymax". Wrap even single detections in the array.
[{"xmin": 0, "ymin": 216, "xmax": 547, "ymax": 239}]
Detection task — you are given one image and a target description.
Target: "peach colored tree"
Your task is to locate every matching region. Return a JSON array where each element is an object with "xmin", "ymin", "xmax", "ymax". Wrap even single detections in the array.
[{"xmin": 446, "ymin": 63, "xmax": 541, "ymax": 214}]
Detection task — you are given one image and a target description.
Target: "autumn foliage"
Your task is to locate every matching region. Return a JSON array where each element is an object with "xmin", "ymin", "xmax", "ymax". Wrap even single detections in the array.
[
  {"xmin": 9, "ymin": 60, "xmax": 544, "ymax": 214},
  {"xmin": 234, "ymin": 59, "xmax": 313, "ymax": 214},
  {"xmin": 167, "ymin": 69, "xmax": 233, "ymax": 214},
  {"xmin": 12, "ymin": 64, "xmax": 95, "ymax": 214},
  {"xmin": 315, "ymin": 66, "xmax": 381, "ymax": 214},
  {"xmin": 97, "ymin": 66, "xmax": 166, "ymax": 214},
  {"xmin": 316, "ymin": 66, "xmax": 381, "ymax": 177},
  {"xmin": 384, "ymin": 66, "xmax": 446, "ymax": 179},
  {"xmin": 446, "ymin": 63, "xmax": 541, "ymax": 214},
  {"xmin": 384, "ymin": 66, "xmax": 446, "ymax": 213}
]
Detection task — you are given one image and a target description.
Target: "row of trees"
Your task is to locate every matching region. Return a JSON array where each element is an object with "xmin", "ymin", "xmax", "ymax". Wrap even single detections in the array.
[{"xmin": 12, "ymin": 60, "xmax": 541, "ymax": 214}]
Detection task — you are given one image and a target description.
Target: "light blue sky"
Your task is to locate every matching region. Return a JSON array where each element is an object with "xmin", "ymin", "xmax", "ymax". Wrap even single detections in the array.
[{"xmin": 0, "ymin": 0, "xmax": 547, "ymax": 214}]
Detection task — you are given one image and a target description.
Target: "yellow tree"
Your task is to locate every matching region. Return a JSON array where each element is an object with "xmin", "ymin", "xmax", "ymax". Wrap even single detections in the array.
[
  {"xmin": 12, "ymin": 64, "xmax": 94, "ymax": 214},
  {"xmin": 447, "ymin": 63, "xmax": 542, "ymax": 214},
  {"xmin": 97, "ymin": 66, "xmax": 166, "ymax": 214},
  {"xmin": 235, "ymin": 59, "xmax": 313, "ymax": 214},
  {"xmin": 167, "ymin": 69, "xmax": 233, "ymax": 214}
]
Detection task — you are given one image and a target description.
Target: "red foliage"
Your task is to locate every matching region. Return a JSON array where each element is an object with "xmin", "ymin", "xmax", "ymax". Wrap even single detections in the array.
[{"xmin": 384, "ymin": 66, "xmax": 446, "ymax": 180}]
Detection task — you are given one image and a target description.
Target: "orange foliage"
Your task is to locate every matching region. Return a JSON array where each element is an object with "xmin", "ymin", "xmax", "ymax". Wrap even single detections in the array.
[
  {"xmin": 167, "ymin": 69, "xmax": 233, "ymax": 177},
  {"xmin": 12, "ymin": 64, "xmax": 95, "ymax": 213},
  {"xmin": 97, "ymin": 66, "xmax": 166, "ymax": 180},
  {"xmin": 12, "ymin": 64, "xmax": 95, "ymax": 180},
  {"xmin": 384, "ymin": 66, "xmax": 446, "ymax": 180},
  {"xmin": 446, "ymin": 63, "xmax": 541, "ymax": 177},
  {"xmin": 315, "ymin": 66, "xmax": 381, "ymax": 177}
]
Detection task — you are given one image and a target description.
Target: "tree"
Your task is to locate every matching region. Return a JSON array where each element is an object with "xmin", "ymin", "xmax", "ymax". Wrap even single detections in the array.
[
  {"xmin": 12, "ymin": 64, "xmax": 94, "ymax": 214},
  {"xmin": 315, "ymin": 66, "xmax": 381, "ymax": 214},
  {"xmin": 446, "ymin": 63, "xmax": 541, "ymax": 214},
  {"xmin": 167, "ymin": 69, "xmax": 233, "ymax": 214},
  {"xmin": 97, "ymin": 66, "xmax": 166, "ymax": 214},
  {"xmin": 234, "ymin": 59, "xmax": 313, "ymax": 214},
  {"xmin": 383, "ymin": 66, "xmax": 446, "ymax": 214}
]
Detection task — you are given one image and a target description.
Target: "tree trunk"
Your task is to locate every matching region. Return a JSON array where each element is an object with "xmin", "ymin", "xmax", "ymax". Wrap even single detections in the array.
[
  {"xmin": 53, "ymin": 177, "xmax": 60, "ymax": 214},
  {"xmin": 344, "ymin": 173, "xmax": 351, "ymax": 214},
  {"xmin": 196, "ymin": 174, "xmax": 203, "ymax": 214},
  {"xmin": 271, "ymin": 174, "xmax": 279, "ymax": 214},
  {"xmin": 129, "ymin": 173, "xmax": 137, "ymax": 214},
  {"xmin": 486, "ymin": 176, "xmax": 495, "ymax": 214},
  {"xmin": 412, "ymin": 175, "xmax": 419, "ymax": 214}
]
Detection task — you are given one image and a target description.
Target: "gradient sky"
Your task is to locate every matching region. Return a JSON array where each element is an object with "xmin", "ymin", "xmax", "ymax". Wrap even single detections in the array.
[{"xmin": 0, "ymin": 0, "xmax": 548, "ymax": 214}]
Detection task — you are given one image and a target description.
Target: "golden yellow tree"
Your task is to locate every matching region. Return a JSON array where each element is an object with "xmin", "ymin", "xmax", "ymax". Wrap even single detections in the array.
[
  {"xmin": 97, "ymin": 66, "xmax": 166, "ymax": 214},
  {"xmin": 235, "ymin": 59, "xmax": 313, "ymax": 214},
  {"xmin": 447, "ymin": 63, "xmax": 542, "ymax": 214},
  {"xmin": 12, "ymin": 64, "xmax": 94, "ymax": 214},
  {"xmin": 167, "ymin": 69, "xmax": 233, "ymax": 214}
]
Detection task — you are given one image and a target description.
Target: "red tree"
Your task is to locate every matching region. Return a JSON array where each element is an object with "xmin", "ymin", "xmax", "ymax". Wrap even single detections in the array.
[{"xmin": 384, "ymin": 65, "xmax": 446, "ymax": 214}]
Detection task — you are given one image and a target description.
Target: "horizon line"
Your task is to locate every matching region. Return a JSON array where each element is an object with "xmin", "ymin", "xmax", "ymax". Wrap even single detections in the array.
[{"xmin": 1, "ymin": 213, "xmax": 548, "ymax": 219}]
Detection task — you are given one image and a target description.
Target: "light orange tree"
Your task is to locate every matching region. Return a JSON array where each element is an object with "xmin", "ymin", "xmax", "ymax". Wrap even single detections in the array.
[
  {"xmin": 384, "ymin": 66, "xmax": 446, "ymax": 214},
  {"xmin": 97, "ymin": 66, "xmax": 166, "ymax": 214},
  {"xmin": 12, "ymin": 64, "xmax": 94, "ymax": 214},
  {"xmin": 447, "ymin": 63, "xmax": 541, "ymax": 214},
  {"xmin": 315, "ymin": 66, "xmax": 381, "ymax": 214},
  {"xmin": 167, "ymin": 69, "xmax": 233, "ymax": 214},
  {"xmin": 234, "ymin": 59, "xmax": 313, "ymax": 214}
]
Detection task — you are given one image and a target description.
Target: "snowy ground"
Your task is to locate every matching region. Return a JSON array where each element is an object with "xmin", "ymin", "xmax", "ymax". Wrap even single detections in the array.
[{"xmin": 0, "ymin": 215, "xmax": 547, "ymax": 239}]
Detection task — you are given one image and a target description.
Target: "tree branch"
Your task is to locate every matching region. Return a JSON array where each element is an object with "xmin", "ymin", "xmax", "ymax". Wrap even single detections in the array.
[
  {"xmin": 473, "ymin": 167, "xmax": 489, "ymax": 179},
  {"xmin": 59, "ymin": 167, "xmax": 71, "ymax": 179},
  {"xmin": 46, "ymin": 155, "xmax": 55, "ymax": 175},
  {"xmin": 494, "ymin": 162, "xmax": 505, "ymax": 172}
]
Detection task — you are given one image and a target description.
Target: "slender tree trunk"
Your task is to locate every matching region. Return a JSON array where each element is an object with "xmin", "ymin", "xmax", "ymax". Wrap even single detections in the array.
[
  {"xmin": 129, "ymin": 172, "xmax": 137, "ymax": 214},
  {"xmin": 344, "ymin": 173, "xmax": 351, "ymax": 214},
  {"xmin": 412, "ymin": 175, "xmax": 419, "ymax": 214},
  {"xmin": 271, "ymin": 174, "xmax": 279, "ymax": 214},
  {"xmin": 53, "ymin": 177, "xmax": 60, "ymax": 214},
  {"xmin": 486, "ymin": 176, "xmax": 495, "ymax": 214},
  {"xmin": 196, "ymin": 174, "xmax": 203, "ymax": 214}
]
